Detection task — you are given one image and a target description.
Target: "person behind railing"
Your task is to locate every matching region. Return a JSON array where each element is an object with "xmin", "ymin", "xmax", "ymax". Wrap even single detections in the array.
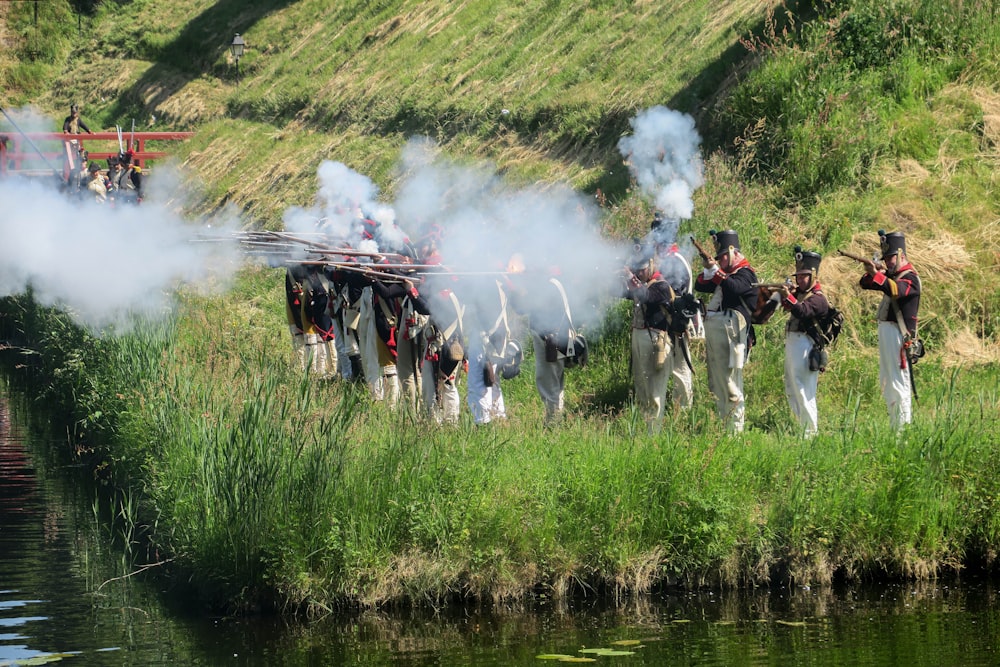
[{"xmin": 85, "ymin": 162, "xmax": 107, "ymax": 203}]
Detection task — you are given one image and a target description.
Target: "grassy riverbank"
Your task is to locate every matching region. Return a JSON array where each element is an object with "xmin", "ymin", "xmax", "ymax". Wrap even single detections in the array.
[
  {"xmin": 1, "ymin": 0, "xmax": 999, "ymax": 613},
  {"xmin": 3, "ymin": 274, "xmax": 999, "ymax": 613}
]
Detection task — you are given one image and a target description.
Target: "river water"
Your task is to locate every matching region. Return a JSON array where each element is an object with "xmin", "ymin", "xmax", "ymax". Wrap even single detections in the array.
[{"xmin": 2, "ymin": 391, "xmax": 998, "ymax": 667}]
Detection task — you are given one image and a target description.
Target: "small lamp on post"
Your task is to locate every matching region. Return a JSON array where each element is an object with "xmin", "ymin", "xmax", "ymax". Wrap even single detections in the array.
[{"xmin": 230, "ymin": 33, "xmax": 246, "ymax": 86}]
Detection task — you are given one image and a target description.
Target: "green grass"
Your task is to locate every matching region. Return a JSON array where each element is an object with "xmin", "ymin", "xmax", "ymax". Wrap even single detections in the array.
[{"xmin": 4, "ymin": 269, "xmax": 998, "ymax": 612}]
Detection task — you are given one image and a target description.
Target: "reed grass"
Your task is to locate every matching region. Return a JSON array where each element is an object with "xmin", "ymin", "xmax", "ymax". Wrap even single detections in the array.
[{"xmin": 3, "ymin": 280, "xmax": 998, "ymax": 613}]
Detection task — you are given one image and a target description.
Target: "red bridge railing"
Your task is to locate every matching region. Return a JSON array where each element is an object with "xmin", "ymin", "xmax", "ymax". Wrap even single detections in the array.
[{"xmin": 0, "ymin": 131, "xmax": 194, "ymax": 181}]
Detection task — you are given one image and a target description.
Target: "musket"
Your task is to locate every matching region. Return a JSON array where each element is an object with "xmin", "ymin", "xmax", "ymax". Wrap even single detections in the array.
[
  {"xmin": 752, "ymin": 281, "xmax": 792, "ymax": 290},
  {"xmin": 0, "ymin": 106, "xmax": 60, "ymax": 174},
  {"xmin": 621, "ymin": 265, "xmax": 641, "ymax": 287},
  {"xmin": 129, "ymin": 119, "xmax": 135, "ymax": 152},
  {"xmin": 293, "ymin": 261, "xmax": 416, "ymax": 283},
  {"xmin": 837, "ymin": 249, "xmax": 881, "ymax": 268},
  {"xmin": 312, "ymin": 248, "xmax": 409, "ymax": 262},
  {"xmin": 414, "ymin": 270, "xmax": 512, "ymax": 276},
  {"xmin": 690, "ymin": 236, "xmax": 714, "ymax": 263},
  {"xmin": 324, "ymin": 262, "xmax": 435, "ymax": 272}
]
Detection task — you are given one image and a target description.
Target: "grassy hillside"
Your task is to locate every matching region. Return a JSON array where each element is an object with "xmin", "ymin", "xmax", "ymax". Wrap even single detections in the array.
[
  {"xmin": 2, "ymin": 0, "xmax": 1000, "ymax": 612},
  {"xmin": 8, "ymin": 0, "xmax": 774, "ymax": 214}
]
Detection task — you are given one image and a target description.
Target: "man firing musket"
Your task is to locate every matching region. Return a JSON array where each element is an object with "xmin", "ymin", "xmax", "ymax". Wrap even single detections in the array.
[
  {"xmin": 692, "ymin": 229, "xmax": 759, "ymax": 433},
  {"xmin": 850, "ymin": 230, "xmax": 923, "ymax": 430},
  {"xmin": 838, "ymin": 248, "xmax": 883, "ymax": 272}
]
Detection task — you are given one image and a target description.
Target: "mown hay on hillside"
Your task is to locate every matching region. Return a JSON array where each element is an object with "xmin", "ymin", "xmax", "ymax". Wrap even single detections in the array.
[{"xmin": 940, "ymin": 325, "xmax": 1000, "ymax": 368}]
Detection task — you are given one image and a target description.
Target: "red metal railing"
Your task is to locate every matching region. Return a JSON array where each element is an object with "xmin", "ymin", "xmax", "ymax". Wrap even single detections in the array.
[{"xmin": 0, "ymin": 131, "xmax": 194, "ymax": 180}]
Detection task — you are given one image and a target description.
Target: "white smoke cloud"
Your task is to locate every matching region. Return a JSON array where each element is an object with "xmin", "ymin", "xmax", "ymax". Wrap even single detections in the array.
[
  {"xmin": 0, "ymin": 108, "xmax": 241, "ymax": 332},
  {"xmin": 617, "ymin": 105, "xmax": 704, "ymax": 246},
  {"xmin": 280, "ymin": 108, "xmax": 706, "ymax": 339},
  {"xmin": 289, "ymin": 138, "xmax": 629, "ymax": 336}
]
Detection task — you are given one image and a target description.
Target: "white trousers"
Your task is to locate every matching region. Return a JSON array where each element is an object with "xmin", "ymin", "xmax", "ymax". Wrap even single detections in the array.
[
  {"xmin": 420, "ymin": 355, "xmax": 461, "ymax": 424},
  {"xmin": 358, "ymin": 288, "xmax": 385, "ymax": 400},
  {"xmin": 878, "ymin": 321, "xmax": 912, "ymax": 430},
  {"xmin": 703, "ymin": 311, "xmax": 748, "ymax": 432},
  {"xmin": 466, "ymin": 343, "xmax": 505, "ymax": 424},
  {"xmin": 631, "ymin": 328, "xmax": 671, "ymax": 434},
  {"xmin": 396, "ymin": 330, "xmax": 422, "ymax": 413},
  {"xmin": 532, "ymin": 333, "xmax": 566, "ymax": 425},
  {"xmin": 784, "ymin": 331, "xmax": 819, "ymax": 437},
  {"xmin": 332, "ymin": 317, "xmax": 356, "ymax": 380},
  {"xmin": 289, "ymin": 326, "xmax": 306, "ymax": 372}
]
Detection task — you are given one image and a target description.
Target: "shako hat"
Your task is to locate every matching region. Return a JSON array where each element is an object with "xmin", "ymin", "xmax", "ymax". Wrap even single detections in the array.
[
  {"xmin": 709, "ymin": 229, "xmax": 740, "ymax": 255},
  {"xmin": 793, "ymin": 246, "xmax": 822, "ymax": 275},
  {"xmin": 879, "ymin": 229, "xmax": 906, "ymax": 259},
  {"xmin": 628, "ymin": 240, "xmax": 656, "ymax": 272}
]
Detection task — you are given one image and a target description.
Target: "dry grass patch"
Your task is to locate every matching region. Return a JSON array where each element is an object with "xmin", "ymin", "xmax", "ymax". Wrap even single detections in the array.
[
  {"xmin": 903, "ymin": 231, "xmax": 972, "ymax": 284},
  {"xmin": 966, "ymin": 85, "xmax": 1000, "ymax": 148},
  {"xmin": 939, "ymin": 326, "xmax": 1000, "ymax": 368},
  {"xmin": 613, "ymin": 545, "xmax": 666, "ymax": 598}
]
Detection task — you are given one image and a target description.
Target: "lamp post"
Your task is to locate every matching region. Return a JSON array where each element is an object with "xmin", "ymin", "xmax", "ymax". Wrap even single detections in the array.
[{"xmin": 230, "ymin": 33, "xmax": 246, "ymax": 87}]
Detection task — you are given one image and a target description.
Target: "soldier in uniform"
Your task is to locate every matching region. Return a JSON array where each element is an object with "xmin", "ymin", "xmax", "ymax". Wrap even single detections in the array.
[
  {"xmin": 324, "ymin": 261, "xmax": 364, "ymax": 381},
  {"xmin": 406, "ymin": 278, "xmax": 466, "ymax": 424},
  {"xmin": 694, "ymin": 229, "xmax": 758, "ymax": 433},
  {"xmin": 507, "ymin": 261, "xmax": 582, "ymax": 427},
  {"xmin": 85, "ymin": 162, "xmax": 107, "ymax": 203},
  {"xmin": 858, "ymin": 230, "xmax": 921, "ymax": 430},
  {"xmin": 285, "ymin": 263, "xmax": 309, "ymax": 371},
  {"xmin": 463, "ymin": 274, "xmax": 511, "ymax": 425},
  {"xmin": 622, "ymin": 245, "xmax": 677, "ymax": 434},
  {"xmin": 758, "ymin": 248, "xmax": 830, "ymax": 437},
  {"xmin": 302, "ymin": 263, "xmax": 337, "ymax": 378},
  {"xmin": 650, "ymin": 213, "xmax": 698, "ymax": 410},
  {"xmin": 358, "ymin": 271, "xmax": 400, "ymax": 406}
]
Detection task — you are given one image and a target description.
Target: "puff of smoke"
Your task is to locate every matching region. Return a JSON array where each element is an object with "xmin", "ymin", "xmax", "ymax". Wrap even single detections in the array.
[
  {"xmin": 281, "ymin": 160, "xmax": 412, "ymax": 254},
  {"xmin": 391, "ymin": 137, "xmax": 627, "ymax": 335},
  {"xmin": 0, "ymin": 170, "xmax": 241, "ymax": 333},
  {"xmin": 617, "ymin": 105, "xmax": 704, "ymax": 236}
]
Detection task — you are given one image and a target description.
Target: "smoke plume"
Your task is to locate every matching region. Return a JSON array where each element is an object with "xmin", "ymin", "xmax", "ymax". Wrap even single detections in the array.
[
  {"xmin": 617, "ymin": 105, "xmax": 704, "ymax": 247},
  {"xmin": 0, "ymin": 107, "xmax": 241, "ymax": 332}
]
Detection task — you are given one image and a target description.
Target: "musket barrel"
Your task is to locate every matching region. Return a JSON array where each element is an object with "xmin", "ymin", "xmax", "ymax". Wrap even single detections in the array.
[
  {"xmin": 690, "ymin": 236, "xmax": 713, "ymax": 262},
  {"xmin": 837, "ymin": 249, "xmax": 872, "ymax": 263}
]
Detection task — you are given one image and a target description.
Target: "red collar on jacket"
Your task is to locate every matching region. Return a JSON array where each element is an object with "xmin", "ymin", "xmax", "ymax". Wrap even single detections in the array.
[
  {"xmin": 889, "ymin": 262, "xmax": 914, "ymax": 277},
  {"xmin": 728, "ymin": 257, "xmax": 751, "ymax": 272}
]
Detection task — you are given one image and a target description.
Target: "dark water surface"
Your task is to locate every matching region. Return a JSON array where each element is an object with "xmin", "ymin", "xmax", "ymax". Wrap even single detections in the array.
[{"xmin": 2, "ymin": 391, "xmax": 998, "ymax": 666}]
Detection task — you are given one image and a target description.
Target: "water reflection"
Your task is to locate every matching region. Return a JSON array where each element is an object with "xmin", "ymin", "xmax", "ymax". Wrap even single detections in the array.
[{"xmin": 1, "ymin": 387, "xmax": 998, "ymax": 666}]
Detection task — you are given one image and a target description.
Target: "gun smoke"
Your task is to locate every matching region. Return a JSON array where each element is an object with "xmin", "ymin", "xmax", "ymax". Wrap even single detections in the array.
[{"xmin": 0, "ymin": 107, "xmax": 241, "ymax": 332}]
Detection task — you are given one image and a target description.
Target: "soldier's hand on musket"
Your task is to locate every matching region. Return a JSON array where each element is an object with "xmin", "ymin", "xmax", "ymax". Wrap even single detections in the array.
[
  {"xmin": 623, "ymin": 267, "xmax": 640, "ymax": 288},
  {"xmin": 861, "ymin": 257, "xmax": 879, "ymax": 276},
  {"xmin": 403, "ymin": 278, "xmax": 417, "ymax": 294}
]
